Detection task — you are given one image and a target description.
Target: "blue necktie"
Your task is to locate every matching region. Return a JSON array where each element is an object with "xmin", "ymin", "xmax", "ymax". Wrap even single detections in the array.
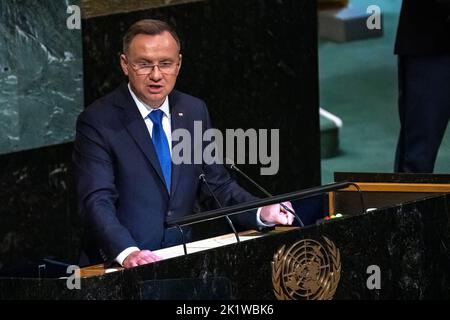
[{"xmin": 149, "ymin": 110, "xmax": 171, "ymax": 191}]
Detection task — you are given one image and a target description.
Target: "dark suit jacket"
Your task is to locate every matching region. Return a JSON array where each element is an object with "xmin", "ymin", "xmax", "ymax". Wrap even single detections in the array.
[
  {"xmin": 73, "ymin": 83, "xmax": 258, "ymax": 265},
  {"xmin": 395, "ymin": 0, "xmax": 450, "ymax": 55}
]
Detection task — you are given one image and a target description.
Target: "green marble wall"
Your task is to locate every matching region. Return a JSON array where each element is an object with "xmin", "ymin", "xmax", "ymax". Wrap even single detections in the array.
[{"xmin": 0, "ymin": 0, "xmax": 83, "ymax": 155}]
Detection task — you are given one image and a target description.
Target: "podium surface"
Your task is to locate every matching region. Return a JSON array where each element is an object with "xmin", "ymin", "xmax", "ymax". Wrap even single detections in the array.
[{"xmin": 79, "ymin": 231, "xmax": 267, "ymax": 278}]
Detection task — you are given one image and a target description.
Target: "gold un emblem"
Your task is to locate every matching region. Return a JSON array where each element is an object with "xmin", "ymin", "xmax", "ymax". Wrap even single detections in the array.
[{"xmin": 272, "ymin": 237, "xmax": 341, "ymax": 300}]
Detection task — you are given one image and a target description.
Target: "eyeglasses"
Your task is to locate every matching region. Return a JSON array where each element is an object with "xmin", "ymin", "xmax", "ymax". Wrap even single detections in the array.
[{"xmin": 127, "ymin": 59, "xmax": 180, "ymax": 76}]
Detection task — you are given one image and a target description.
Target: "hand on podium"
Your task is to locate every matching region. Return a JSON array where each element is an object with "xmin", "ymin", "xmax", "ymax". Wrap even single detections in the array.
[
  {"xmin": 120, "ymin": 201, "xmax": 296, "ymax": 269},
  {"xmin": 122, "ymin": 250, "xmax": 162, "ymax": 269},
  {"xmin": 260, "ymin": 201, "xmax": 296, "ymax": 226}
]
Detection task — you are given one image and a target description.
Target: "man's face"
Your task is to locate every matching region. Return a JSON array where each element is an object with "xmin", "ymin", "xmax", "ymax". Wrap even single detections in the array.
[{"xmin": 120, "ymin": 32, "xmax": 182, "ymax": 108}]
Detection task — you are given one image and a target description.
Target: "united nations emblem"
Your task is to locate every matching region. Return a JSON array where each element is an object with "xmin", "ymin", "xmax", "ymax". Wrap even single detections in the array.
[{"xmin": 272, "ymin": 237, "xmax": 341, "ymax": 300}]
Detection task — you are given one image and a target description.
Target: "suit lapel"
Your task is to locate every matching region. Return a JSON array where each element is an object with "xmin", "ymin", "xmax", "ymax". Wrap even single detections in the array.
[
  {"xmin": 169, "ymin": 92, "xmax": 187, "ymax": 198},
  {"xmin": 114, "ymin": 84, "xmax": 168, "ymax": 192}
]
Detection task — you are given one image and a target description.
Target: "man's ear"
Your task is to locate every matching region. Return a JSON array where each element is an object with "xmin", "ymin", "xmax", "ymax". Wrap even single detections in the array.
[
  {"xmin": 120, "ymin": 54, "xmax": 129, "ymax": 76},
  {"xmin": 176, "ymin": 53, "xmax": 182, "ymax": 74},
  {"xmin": 178, "ymin": 54, "xmax": 182, "ymax": 69}
]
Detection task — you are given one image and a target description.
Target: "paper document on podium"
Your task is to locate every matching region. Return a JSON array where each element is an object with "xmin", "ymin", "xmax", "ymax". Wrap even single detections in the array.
[
  {"xmin": 79, "ymin": 228, "xmax": 292, "ymax": 278},
  {"xmin": 153, "ymin": 233, "xmax": 263, "ymax": 260}
]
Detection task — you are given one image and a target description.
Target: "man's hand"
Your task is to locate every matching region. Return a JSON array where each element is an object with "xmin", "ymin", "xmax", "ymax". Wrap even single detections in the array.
[
  {"xmin": 122, "ymin": 250, "xmax": 162, "ymax": 269},
  {"xmin": 260, "ymin": 201, "xmax": 296, "ymax": 225}
]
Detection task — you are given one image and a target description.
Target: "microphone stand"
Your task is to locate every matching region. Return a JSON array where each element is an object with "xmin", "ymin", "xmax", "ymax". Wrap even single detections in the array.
[
  {"xmin": 227, "ymin": 163, "xmax": 305, "ymax": 227},
  {"xmin": 199, "ymin": 174, "xmax": 240, "ymax": 243}
]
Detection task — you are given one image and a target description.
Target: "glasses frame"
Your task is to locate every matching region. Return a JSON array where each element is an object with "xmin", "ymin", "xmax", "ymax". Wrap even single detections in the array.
[{"xmin": 125, "ymin": 55, "xmax": 181, "ymax": 76}]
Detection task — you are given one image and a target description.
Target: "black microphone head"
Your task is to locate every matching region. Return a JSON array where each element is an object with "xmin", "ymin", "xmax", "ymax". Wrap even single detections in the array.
[
  {"xmin": 224, "ymin": 158, "xmax": 235, "ymax": 168},
  {"xmin": 224, "ymin": 158, "xmax": 239, "ymax": 172}
]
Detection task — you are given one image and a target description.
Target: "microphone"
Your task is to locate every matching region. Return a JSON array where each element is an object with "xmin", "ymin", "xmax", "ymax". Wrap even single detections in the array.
[
  {"xmin": 199, "ymin": 173, "xmax": 240, "ymax": 243},
  {"xmin": 225, "ymin": 161, "xmax": 305, "ymax": 227}
]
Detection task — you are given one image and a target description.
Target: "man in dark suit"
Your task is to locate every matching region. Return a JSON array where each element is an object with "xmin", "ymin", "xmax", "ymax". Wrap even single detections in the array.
[
  {"xmin": 394, "ymin": 0, "xmax": 450, "ymax": 173},
  {"xmin": 73, "ymin": 19, "xmax": 295, "ymax": 268}
]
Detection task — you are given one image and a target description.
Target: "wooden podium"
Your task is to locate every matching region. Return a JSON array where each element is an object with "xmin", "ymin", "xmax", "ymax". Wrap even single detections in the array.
[{"xmin": 331, "ymin": 172, "xmax": 450, "ymax": 215}]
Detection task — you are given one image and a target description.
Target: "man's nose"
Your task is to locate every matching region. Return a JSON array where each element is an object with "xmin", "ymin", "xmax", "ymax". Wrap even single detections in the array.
[{"xmin": 149, "ymin": 66, "xmax": 163, "ymax": 81}]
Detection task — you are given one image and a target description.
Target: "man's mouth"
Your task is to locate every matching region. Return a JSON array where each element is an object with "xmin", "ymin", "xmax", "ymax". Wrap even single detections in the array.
[{"xmin": 147, "ymin": 84, "xmax": 164, "ymax": 93}]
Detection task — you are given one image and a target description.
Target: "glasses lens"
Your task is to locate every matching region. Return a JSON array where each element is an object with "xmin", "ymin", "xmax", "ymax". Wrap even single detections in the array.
[{"xmin": 134, "ymin": 63, "xmax": 178, "ymax": 75}]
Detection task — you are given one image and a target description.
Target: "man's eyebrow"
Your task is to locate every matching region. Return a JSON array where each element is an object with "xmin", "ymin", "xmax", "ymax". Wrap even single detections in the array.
[
  {"xmin": 135, "ymin": 58, "xmax": 174, "ymax": 63},
  {"xmin": 135, "ymin": 58, "xmax": 152, "ymax": 63}
]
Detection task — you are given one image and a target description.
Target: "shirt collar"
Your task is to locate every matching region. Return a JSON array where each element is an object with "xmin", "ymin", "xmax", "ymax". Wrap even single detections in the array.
[{"xmin": 128, "ymin": 83, "xmax": 170, "ymax": 120}]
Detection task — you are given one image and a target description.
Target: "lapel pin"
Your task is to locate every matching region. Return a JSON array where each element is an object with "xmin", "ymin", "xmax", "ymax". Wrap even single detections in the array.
[{"xmin": 178, "ymin": 112, "xmax": 184, "ymax": 117}]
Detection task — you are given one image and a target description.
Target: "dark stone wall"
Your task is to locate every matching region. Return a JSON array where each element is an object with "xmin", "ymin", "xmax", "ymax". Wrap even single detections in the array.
[
  {"xmin": 0, "ymin": 143, "xmax": 81, "ymax": 273},
  {"xmin": 0, "ymin": 0, "xmax": 320, "ymax": 272}
]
